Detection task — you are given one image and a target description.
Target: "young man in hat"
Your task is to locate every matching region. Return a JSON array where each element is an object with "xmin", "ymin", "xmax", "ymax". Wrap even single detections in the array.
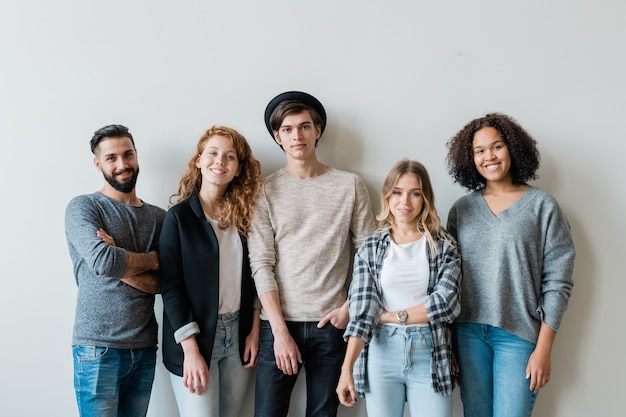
[
  {"xmin": 248, "ymin": 91, "xmax": 376, "ymax": 417},
  {"xmin": 65, "ymin": 124, "xmax": 166, "ymax": 417}
]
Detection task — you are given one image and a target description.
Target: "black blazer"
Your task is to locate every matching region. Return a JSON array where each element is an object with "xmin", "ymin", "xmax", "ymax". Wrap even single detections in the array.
[{"xmin": 159, "ymin": 193, "xmax": 257, "ymax": 376}]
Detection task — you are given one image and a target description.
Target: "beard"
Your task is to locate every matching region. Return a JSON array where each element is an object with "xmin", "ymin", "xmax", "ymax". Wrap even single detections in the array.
[{"xmin": 103, "ymin": 167, "xmax": 140, "ymax": 193}]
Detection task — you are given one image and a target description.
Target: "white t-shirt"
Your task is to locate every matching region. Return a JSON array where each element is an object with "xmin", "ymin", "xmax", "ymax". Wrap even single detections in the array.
[
  {"xmin": 380, "ymin": 235, "xmax": 429, "ymax": 318},
  {"xmin": 207, "ymin": 217, "xmax": 243, "ymax": 314}
]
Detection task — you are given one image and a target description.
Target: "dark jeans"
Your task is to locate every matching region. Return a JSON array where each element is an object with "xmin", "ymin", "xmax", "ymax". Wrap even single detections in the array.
[{"xmin": 254, "ymin": 320, "xmax": 346, "ymax": 417}]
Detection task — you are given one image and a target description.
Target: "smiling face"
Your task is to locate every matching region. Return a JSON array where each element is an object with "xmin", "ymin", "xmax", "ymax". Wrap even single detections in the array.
[
  {"xmin": 196, "ymin": 135, "xmax": 239, "ymax": 191},
  {"xmin": 94, "ymin": 136, "xmax": 139, "ymax": 194},
  {"xmin": 472, "ymin": 126, "xmax": 513, "ymax": 185},
  {"xmin": 388, "ymin": 173, "xmax": 424, "ymax": 228},
  {"xmin": 273, "ymin": 110, "xmax": 321, "ymax": 161}
]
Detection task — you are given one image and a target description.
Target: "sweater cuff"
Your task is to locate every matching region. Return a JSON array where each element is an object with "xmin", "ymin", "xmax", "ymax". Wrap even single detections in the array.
[
  {"xmin": 253, "ymin": 268, "xmax": 279, "ymax": 297},
  {"xmin": 174, "ymin": 321, "xmax": 200, "ymax": 344}
]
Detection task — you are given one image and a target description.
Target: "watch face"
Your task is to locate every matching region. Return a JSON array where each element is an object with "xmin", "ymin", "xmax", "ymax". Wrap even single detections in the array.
[{"xmin": 398, "ymin": 311, "xmax": 407, "ymax": 322}]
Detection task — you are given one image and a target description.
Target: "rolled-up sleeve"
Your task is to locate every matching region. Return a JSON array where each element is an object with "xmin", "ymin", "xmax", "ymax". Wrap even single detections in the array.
[
  {"xmin": 425, "ymin": 238, "xmax": 462, "ymax": 325},
  {"xmin": 345, "ymin": 236, "xmax": 382, "ymax": 343}
]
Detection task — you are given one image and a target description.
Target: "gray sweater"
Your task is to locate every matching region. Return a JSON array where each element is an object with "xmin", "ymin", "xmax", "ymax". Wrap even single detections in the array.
[
  {"xmin": 447, "ymin": 187, "xmax": 575, "ymax": 343},
  {"xmin": 65, "ymin": 192, "xmax": 165, "ymax": 348}
]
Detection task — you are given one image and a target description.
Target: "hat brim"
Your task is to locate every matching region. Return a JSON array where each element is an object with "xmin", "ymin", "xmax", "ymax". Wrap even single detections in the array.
[{"xmin": 264, "ymin": 91, "xmax": 327, "ymax": 140}]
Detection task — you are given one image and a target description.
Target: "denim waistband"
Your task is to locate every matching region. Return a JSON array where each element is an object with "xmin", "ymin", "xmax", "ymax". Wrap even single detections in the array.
[
  {"xmin": 217, "ymin": 310, "xmax": 240, "ymax": 323},
  {"xmin": 375, "ymin": 323, "xmax": 431, "ymax": 339}
]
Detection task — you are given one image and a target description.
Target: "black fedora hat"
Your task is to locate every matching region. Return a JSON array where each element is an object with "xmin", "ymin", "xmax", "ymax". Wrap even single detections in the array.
[{"xmin": 264, "ymin": 91, "xmax": 327, "ymax": 140}]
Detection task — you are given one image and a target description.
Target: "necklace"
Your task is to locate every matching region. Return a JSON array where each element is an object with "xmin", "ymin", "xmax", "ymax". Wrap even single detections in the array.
[{"xmin": 205, "ymin": 209, "xmax": 222, "ymax": 221}]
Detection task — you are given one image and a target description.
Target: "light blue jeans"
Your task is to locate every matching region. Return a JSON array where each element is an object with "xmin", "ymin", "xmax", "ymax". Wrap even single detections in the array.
[
  {"xmin": 453, "ymin": 322, "xmax": 538, "ymax": 417},
  {"xmin": 170, "ymin": 311, "xmax": 253, "ymax": 417},
  {"xmin": 73, "ymin": 345, "xmax": 156, "ymax": 417},
  {"xmin": 365, "ymin": 324, "xmax": 451, "ymax": 417}
]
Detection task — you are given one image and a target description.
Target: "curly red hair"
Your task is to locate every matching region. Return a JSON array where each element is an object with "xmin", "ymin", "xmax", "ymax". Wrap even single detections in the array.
[{"xmin": 170, "ymin": 125, "xmax": 261, "ymax": 236}]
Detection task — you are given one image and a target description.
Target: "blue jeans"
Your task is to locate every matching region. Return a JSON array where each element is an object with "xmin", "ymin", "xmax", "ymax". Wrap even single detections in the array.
[
  {"xmin": 365, "ymin": 325, "xmax": 451, "ymax": 417},
  {"xmin": 73, "ymin": 345, "xmax": 156, "ymax": 417},
  {"xmin": 453, "ymin": 323, "xmax": 538, "ymax": 417},
  {"xmin": 254, "ymin": 320, "xmax": 346, "ymax": 417},
  {"xmin": 170, "ymin": 311, "xmax": 253, "ymax": 417}
]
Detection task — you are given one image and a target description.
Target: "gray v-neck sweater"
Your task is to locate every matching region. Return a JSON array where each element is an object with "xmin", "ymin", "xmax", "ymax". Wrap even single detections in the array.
[{"xmin": 447, "ymin": 187, "xmax": 575, "ymax": 343}]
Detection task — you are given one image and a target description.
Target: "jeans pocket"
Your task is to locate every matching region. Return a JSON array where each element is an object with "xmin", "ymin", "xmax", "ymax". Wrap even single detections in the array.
[
  {"xmin": 373, "ymin": 325, "xmax": 392, "ymax": 343},
  {"xmin": 419, "ymin": 327, "xmax": 434, "ymax": 348},
  {"xmin": 73, "ymin": 346, "xmax": 109, "ymax": 363},
  {"xmin": 325, "ymin": 321, "xmax": 347, "ymax": 336}
]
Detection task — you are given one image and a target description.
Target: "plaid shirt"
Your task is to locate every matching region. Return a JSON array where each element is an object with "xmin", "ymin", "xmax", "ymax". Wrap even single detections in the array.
[{"xmin": 344, "ymin": 229, "xmax": 461, "ymax": 396}]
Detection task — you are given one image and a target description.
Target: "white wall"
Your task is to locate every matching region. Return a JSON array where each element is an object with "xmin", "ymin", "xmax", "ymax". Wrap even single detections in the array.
[{"xmin": 1, "ymin": 1, "xmax": 624, "ymax": 416}]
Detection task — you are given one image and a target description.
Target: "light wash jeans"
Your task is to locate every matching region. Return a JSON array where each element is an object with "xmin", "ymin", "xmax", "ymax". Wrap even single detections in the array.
[
  {"xmin": 73, "ymin": 345, "xmax": 156, "ymax": 417},
  {"xmin": 170, "ymin": 311, "xmax": 253, "ymax": 417},
  {"xmin": 365, "ymin": 324, "xmax": 452, "ymax": 417},
  {"xmin": 453, "ymin": 322, "xmax": 538, "ymax": 417}
]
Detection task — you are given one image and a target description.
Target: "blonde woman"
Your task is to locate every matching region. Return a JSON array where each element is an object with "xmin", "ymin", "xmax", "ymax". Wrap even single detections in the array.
[
  {"xmin": 159, "ymin": 125, "xmax": 262, "ymax": 417},
  {"xmin": 337, "ymin": 159, "xmax": 461, "ymax": 417}
]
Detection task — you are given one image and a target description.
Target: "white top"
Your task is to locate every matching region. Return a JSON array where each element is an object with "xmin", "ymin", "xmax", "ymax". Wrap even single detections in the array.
[
  {"xmin": 207, "ymin": 217, "xmax": 243, "ymax": 314},
  {"xmin": 380, "ymin": 235, "xmax": 429, "ymax": 323}
]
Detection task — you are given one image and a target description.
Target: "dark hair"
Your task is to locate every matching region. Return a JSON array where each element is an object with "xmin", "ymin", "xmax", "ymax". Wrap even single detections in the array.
[
  {"xmin": 90, "ymin": 124, "xmax": 135, "ymax": 154},
  {"xmin": 269, "ymin": 100, "xmax": 324, "ymax": 150},
  {"xmin": 446, "ymin": 113, "xmax": 540, "ymax": 191},
  {"xmin": 268, "ymin": 100, "xmax": 325, "ymax": 133}
]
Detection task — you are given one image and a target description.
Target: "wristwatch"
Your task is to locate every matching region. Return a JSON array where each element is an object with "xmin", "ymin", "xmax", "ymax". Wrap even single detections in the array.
[{"xmin": 397, "ymin": 310, "xmax": 408, "ymax": 325}]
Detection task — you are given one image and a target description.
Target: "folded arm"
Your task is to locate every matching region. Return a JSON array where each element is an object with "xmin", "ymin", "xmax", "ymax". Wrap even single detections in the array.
[{"xmin": 97, "ymin": 228, "xmax": 160, "ymax": 293}]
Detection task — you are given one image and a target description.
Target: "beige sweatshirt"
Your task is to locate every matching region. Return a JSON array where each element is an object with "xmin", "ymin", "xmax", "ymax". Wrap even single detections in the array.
[{"xmin": 248, "ymin": 167, "xmax": 375, "ymax": 321}]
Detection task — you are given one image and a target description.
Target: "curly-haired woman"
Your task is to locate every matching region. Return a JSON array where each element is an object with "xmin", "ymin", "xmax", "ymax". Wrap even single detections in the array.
[
  {"xmin": 446, "ymin": 113, "xmax": 575, "ymax": 417},
  {"xmin": 159, "ymin": 125, "xmax": 262, "ymax": 417}
]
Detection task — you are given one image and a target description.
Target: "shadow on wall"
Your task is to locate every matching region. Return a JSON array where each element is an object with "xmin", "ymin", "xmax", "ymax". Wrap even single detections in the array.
[
  {"xmin": 531, "ymin": 151, "xmax": 593, "ymax": 416},
  {"xmin": 318, "ymin": 116, "xmax": 383, "ymax": 214}
]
